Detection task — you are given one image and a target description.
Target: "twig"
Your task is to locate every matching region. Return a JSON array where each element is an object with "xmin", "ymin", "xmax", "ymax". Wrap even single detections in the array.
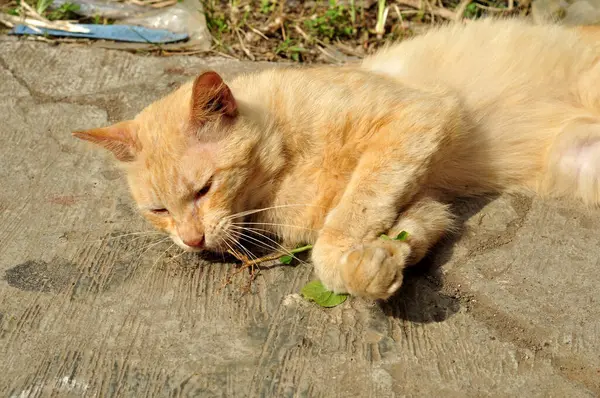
[
  {"xmin": 396, "ymin": 0, "xmax": 457, "ymax": 19},
  {"xmin": 474, "ymin": 3, "xmax": 510, "ymax": 11},
  {"xmin": 392, "ymin": 3, "xmax": 404, "ymax": 23},
  {"xmin": 248, "ymin": 25, "xmax": 270, "ymax": 41},
  {"xmin": 220, "ymin": 245, "xmax": 313, "ymax": 292},
  {"xmin": 0, "ymin": 13, "xmax": 90, "ymax": 33},
  {"xmin": 454, "ymin": 0, "xmax": 472, "ymax": 21},
  {"xmin": 210, "ymin": 49, "xmax": 238, "ymax": 59},
  {"xmin": 294, "ymin": 24, "xmax": 310, "ymax": 41},
  {"xmin": 316, "ymin": 45, "xmax": 344, "ymax": 64},
  {"xmin": 280, "ymin": 19, "xmax": 286, "ymax": 41},
  {"xmin": 334, "ymin": 40, "xmax": 364, "ymax": 57},
  {"xmin": 162, "ymin": 49, "xmax": 210, "ymax": 56},
  {"xmin": 0, "ymin": 13, "xmax": 15, "ymax": 28},
  {"xmin": 261, "ymin": 16, "xmax": 283, "ymax": 35},
  {"xmin": 235, "ymin": 27, "xmax": 255, "ymax": 60},
  {"xmin": 128, "ymin": 0, "xmax": 177, "ymax": 7},
  {"xmin": 230, "ymin": 244, "xmax": 313, "ymax": 269}
]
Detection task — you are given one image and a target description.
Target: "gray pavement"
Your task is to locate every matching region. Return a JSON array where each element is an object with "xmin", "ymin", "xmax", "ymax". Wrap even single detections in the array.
[{"xmin": 0, "ymin": 38, "xmax": 599, "ymax": 397}]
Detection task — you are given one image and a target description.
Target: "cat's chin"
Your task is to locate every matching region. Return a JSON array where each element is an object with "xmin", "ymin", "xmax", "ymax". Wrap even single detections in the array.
[
  {"xmin": 181, "ymin": 246, "xmax": 204, "ymax": 253},
  {"xmin": 169, "ymin": 234, "xmax": 228, "ymax": 255},
  {"xmin": 169, "ymin": 235, "xmax": 203, "ymax": 253}
]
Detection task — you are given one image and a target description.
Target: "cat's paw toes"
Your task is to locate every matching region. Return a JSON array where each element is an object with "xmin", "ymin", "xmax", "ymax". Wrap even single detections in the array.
[
  {"xmin": 340, "ymin": 241, "xmax": 410, "ymax": 300},
  {"xmin": 312, "ymin": 241, "xmax": 349, "ymax": 294}
]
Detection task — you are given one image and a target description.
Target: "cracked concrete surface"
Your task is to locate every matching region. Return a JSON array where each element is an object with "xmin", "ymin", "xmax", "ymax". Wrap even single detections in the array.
[{"xmin": 0, "ymin": 38, "xmax": 599, "ymax": 397}]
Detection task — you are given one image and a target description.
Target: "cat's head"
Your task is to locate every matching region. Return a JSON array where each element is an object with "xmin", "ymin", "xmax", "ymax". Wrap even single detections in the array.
[{"xmin": 73, "ymin": 71, "xmax": 276, "ymax": 253}]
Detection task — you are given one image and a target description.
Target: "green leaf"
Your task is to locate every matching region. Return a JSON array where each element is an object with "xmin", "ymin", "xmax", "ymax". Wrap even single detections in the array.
[
  {"xmin": 380, "ymin": 231, "xmax": 409, "ymax": 241},
  {"xmin": 318, "ymin": 291, "xmax": 348, "ymax": 307},
  {"xmin": 301, "ymin": 280, "xmax": 348, "ymax": 308},
  {"xmin": 279, "ymin": 254, "xmax": 293, "ymax": 264},
  {"xmin": 395, "ymin": 231, "xmax": 409, "ymax": 241}
]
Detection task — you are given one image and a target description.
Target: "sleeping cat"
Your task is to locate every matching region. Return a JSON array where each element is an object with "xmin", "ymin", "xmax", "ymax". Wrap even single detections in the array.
[{"xmin": 73, "ymin": 18, "xmax": 600, "ymax": 300}]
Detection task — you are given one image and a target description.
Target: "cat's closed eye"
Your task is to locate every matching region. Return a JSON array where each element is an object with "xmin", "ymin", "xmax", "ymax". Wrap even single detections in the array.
[
  {"xmin": 195, "ymin": 179, "xmax": 212, "ymax": 200},
  {"xmin": 151, "ymin": 208, "xmax": 169, "ymax": 215}
]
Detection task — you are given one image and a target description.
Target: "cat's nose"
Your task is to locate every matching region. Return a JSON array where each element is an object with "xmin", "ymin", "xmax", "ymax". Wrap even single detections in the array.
[{"xmin": 183, "ymin": 236, "xmax": 205, "ymax": 248}]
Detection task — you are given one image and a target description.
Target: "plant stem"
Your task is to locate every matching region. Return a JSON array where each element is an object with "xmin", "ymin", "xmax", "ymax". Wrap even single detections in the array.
[
  {"xmin": 289, "ymin": 244, "xmax": 313, "ymax": 255},
  {"xmin": 375, "ymin": 0, "xmax": 388, "ymax": 38}
]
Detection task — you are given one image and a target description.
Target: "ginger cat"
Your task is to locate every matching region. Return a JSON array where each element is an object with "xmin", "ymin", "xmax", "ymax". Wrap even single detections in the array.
[{"xmin": 74, "ymin": 18, "xmax": 600, "ymax": 300}]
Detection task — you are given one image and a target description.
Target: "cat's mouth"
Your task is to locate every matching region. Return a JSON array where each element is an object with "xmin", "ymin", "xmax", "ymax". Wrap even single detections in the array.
[{"xmin": 170, "ymin": 234, "xmax": 204, "ymax": 253}]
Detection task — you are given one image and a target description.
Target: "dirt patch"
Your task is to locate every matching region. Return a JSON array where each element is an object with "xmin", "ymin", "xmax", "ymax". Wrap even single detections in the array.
[
  {"xmin": 4, "ymin": 260, "xmax": 77, "ymax": 293},
  {"xmin": 3, "ymin": 232, "xmax": 152, "ymax": 297},
  {"xmin": 464, "ymin": 194, "xmax": 533, "ymax": 257},
  {"xmin": 458, "ymin": 292, "xmax": 600, "ymax": 393},
  {"xmin": 48, "ymin": 195, "xmax": 78, "ymax": 206}
]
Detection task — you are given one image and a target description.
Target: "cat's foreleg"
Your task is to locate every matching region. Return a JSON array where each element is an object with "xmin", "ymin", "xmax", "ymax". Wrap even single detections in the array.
[
  {"xmin": 314, "ymin": 194, "xmax": 454, "ymax": 300},
  {"xmin": 311, "ymin": 93, "xmax": 463, "ymax": 300},
  {"xmin": 388, "ymin": 194, "xmax": 454, "ymax": 266}
]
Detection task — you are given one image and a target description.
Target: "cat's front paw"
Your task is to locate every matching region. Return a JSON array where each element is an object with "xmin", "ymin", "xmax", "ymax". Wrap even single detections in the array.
[
  {"xmin": 312, "ymin": 239, "xmax": 349, "ymax": 295},
  {"xmin": 340, "ymin": 240, "xmax": 411, "ymax": 300}
]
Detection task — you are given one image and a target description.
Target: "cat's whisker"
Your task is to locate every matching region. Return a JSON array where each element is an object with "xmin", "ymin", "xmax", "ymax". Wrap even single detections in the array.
[
  {"xmin": 225, "ymin": 244, "xmax": 251, "ymax": 267},
  {"xmin": 230, "ymin": 225, "xmax": 309, "ymax": 266},
  {"xmin": 220, "ymin": 234, "xmax": 242, "ymax": 260},
  {"xmin": 228, "ymin": 227, "xmax": 264, "ymax": 264},
  {"xmin": 94, "ymin": 232, "xmax": 166, "ymax": 244},
  {"xmin": 231, "ymin": 234, "xmax": 261, "ymax": 263},
  {"xmin": 129, "ymin": 237, "xmax": 172, "ymax": 258},
  {"xmin": 167, "ymin": 249, "xmax": 188, "ymax": 263},
  {"xmin": 72, "ymin": 231, "xmax": 162, "ymax": 243},
  {"xmin": 231, "ymin": 222, "xmax": 316, "ymax": 231},
  {"xmin": 237, "ymin": 226, "xmax": 310, "ymax": 262},
  {"xmin": 146, "ymin": 243, "xmax": 176, "ymax": 282},
  {"xmin": 220, "ymin": 228, "xmax": 254, "ymax": 262},
  {"xmin": 108, "ymin": 231, "xmax": 164, "ymax": 238},
  {"xmin": 235, "ymin": 231, "xmax": 287, "ymax": 256},
  {"xmin": 126, "ymin": 234, "xmax": 168, "ymax": 245},
  {"xmin": 224, "ymin": 203, "xmax": 321, "ymax": 221}
]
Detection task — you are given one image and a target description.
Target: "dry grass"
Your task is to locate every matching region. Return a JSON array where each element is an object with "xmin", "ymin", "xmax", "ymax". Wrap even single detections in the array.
[
  {"xmin": 201, "ymin": 0, "xmax": 531, "ymax": 63},
  {"xmin": 0, "ymin": 0, "xmax": 531, "ymax": 61}
]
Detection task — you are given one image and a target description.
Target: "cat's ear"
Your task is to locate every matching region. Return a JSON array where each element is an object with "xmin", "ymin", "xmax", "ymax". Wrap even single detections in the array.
[
  {"xmin": 190, "ymin": 71, "xmax": 238, "ymax": 124},
  {"xmin": 72, "ymin": 120, "xmax": 139, "ymax": 162}
]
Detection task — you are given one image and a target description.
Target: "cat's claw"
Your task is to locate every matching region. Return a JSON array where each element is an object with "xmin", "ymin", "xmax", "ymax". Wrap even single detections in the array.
[{"xmin": 340, "ymin": 240, "xmax": 411, "ymax": 300}]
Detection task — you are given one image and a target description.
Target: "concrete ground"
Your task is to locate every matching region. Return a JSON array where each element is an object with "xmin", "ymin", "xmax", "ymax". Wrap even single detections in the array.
[{"xmin": 0, "ymin": 37, "xmax": 599, "ymax": 397}]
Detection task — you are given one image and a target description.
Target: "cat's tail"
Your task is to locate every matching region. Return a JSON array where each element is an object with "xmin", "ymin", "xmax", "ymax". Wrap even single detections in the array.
[{"xmin": 539, "ymin": 119, "xmax": 600, "ymax": 206}]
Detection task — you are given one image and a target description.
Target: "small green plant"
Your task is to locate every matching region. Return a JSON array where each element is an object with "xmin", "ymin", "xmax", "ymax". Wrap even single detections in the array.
[
  {"xmin": 379, "ymin": 231, "xmax": 409, "ymax": 241},
  {"xmin": 375, "ymin": 0, "xmax": 387, "ymax": 37},
  {"xmin": 298, "ymin": 231, "xmax": 409, "ymax": 308},
  {"xmin": 464, "ymin": 2, "xmax": 481, "ymax": 19},
  {"xmin": 301, "ymin": 280, "xmax": 348, "ymax": 307},
  {"xmin": 274, "ymin": 38, "xmax": 306, "ymax": 62},
  {"xmin": 207, "ymin": 14, "xmax": 229, "ymax": 35},
  {"xmin": 35, "ymin": 0, "xmax": 53, "ymax": 14},
  {"xmin": 47, "ymin": 2, "xmax": 80, "ymax": 21},
  {"xmin": 203, "ymin": 2, "xmax": 229, "ymax": 38},
  {"xmin": 304, "ymin": 0, "xmax": 355, "ymax": 40},
  {"xmin": 260, "ymin": 0, "xmax": 275, "ymax": 14}
]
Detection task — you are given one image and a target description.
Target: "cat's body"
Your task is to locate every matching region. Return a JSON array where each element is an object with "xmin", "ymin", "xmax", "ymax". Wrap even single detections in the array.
[{"xmin": 74, "ymin": 18, "xmax": 600, "ymax": 300}]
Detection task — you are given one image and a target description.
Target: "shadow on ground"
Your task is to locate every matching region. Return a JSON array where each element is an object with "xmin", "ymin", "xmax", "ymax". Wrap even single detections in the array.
[{"xmin": 380, "ymin": 195, "xmax": 497, "ymax": 323}]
